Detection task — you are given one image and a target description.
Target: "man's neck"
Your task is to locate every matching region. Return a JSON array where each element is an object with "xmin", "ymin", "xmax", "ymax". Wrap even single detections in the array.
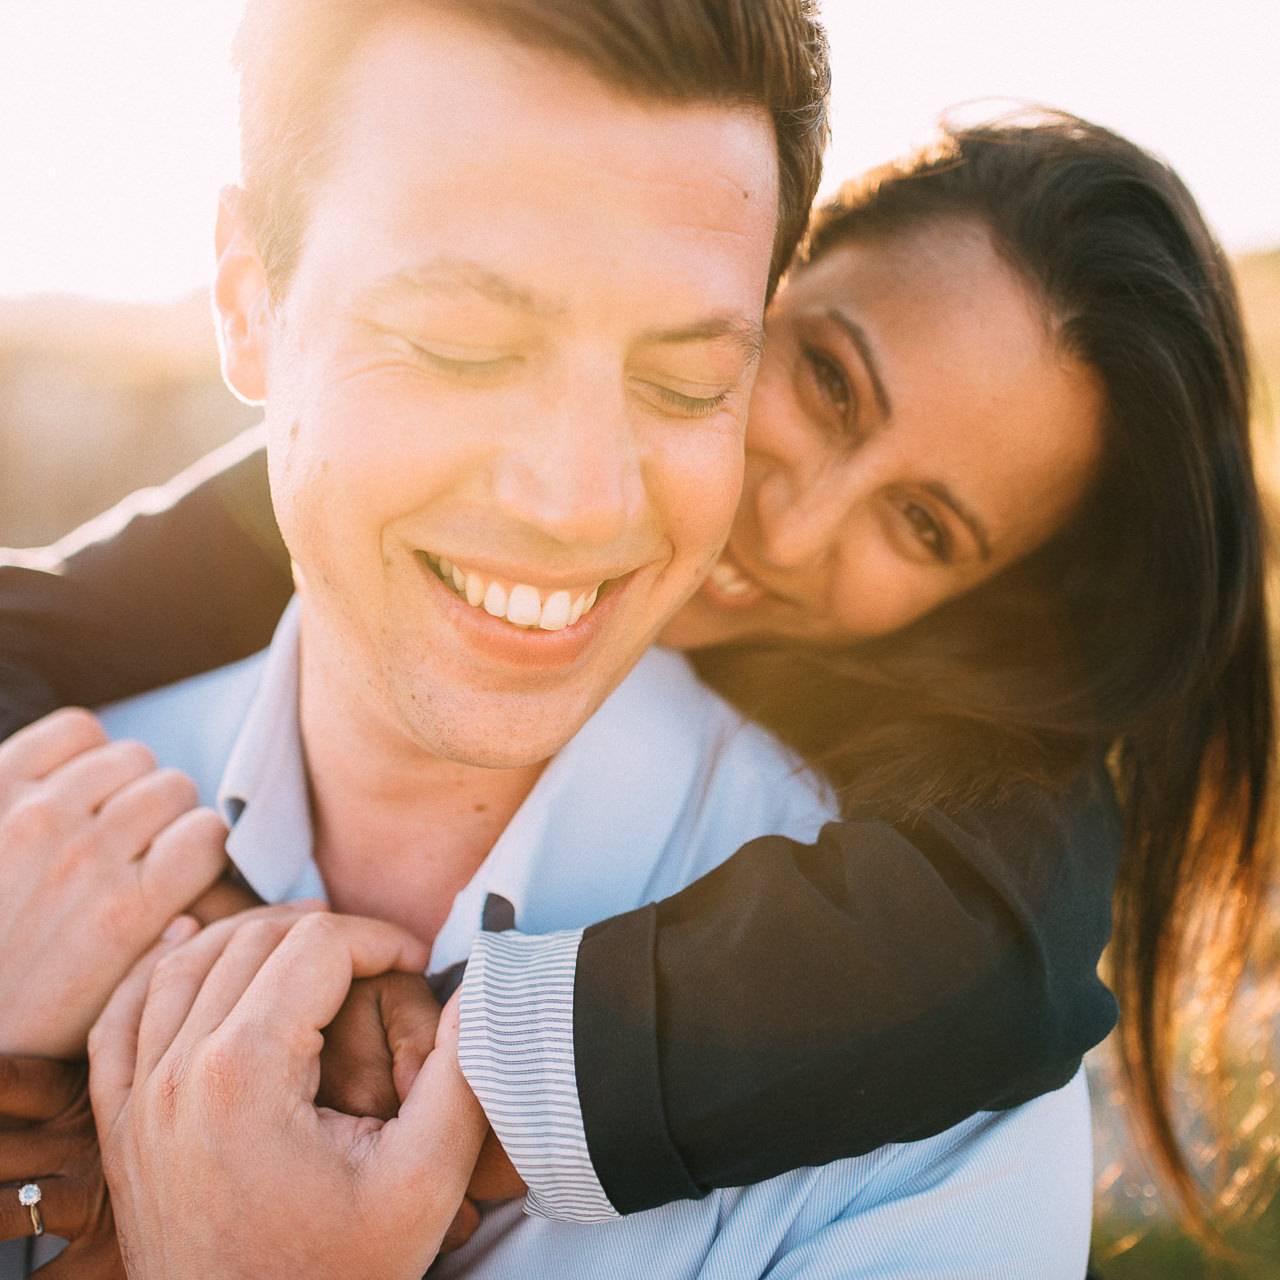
[{"xmin": 297, "ymin": 630, "xmax": 547, "ymax": 948}]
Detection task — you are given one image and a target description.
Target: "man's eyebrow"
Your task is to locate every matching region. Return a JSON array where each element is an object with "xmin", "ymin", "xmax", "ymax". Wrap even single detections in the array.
[
  {"xmin": 637, "ymin": 315, "xmax": 766, "ymax": 366},
  {"xmin": 921, "ymin": 481, "xmax": 993, "ymax": 562},
  {"xmin": 356, "ymin": 257, "xmax": 564, "ymax": 317},
  {"xmin": 826, "ymin": 308, "xmax": 892, "ymax": 419}
]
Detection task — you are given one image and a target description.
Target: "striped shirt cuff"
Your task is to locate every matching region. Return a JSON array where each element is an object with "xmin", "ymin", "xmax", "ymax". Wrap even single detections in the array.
[{"xmin": 458, "ymin": 928, "xmax": 621, "ymax": 1223}]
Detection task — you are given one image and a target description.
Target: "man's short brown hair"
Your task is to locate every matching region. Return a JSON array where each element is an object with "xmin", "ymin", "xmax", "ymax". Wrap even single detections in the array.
[{"xmin": 234, "ymin": 0, "xmax": 830, "ymax": 299}]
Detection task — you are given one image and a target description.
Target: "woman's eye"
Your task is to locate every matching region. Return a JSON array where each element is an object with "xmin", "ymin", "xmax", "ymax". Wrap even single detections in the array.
[
  {"xmin": 901, "ymin": 502, "xmax": 953, "ymax": 562},
  {"xmin": 803, "ymin": 346, "xmax": 856, "ymax": 427}
]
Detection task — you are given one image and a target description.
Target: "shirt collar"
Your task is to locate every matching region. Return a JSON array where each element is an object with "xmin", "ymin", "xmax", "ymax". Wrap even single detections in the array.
[
  {"xmin": 213, "ymin": 595, "xmax": 734, "ymax": 973},
  {"xmin": 216, "ymin": 598, "xmax": 320, "ymax": 904}
]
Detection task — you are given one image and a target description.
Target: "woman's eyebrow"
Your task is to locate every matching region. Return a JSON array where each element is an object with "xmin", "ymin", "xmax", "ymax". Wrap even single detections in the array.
[
  {"xmin": 826, "ymin": 308, "xmax": 892, "ymax": 419},
  {"xmin": 921, "ymin": 481, "xmax": 993, "ymax": 562}
]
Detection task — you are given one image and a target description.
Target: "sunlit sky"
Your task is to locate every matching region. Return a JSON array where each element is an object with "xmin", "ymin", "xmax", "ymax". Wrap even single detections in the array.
[{"xmin": 1, "ymin": 0, "xmax": 1277, "ymax": 302}]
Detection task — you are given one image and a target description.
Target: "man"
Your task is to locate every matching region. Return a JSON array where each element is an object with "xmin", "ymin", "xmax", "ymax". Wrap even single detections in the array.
[{"xmin": 21, "ymin": 1, "xmax": 1091, "ymax": 1276}]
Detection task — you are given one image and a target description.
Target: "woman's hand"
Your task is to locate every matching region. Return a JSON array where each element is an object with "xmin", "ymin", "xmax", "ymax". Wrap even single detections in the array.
[
  {"xmin": 317, "ymin": 971, "xmax": 524, "ymax": 1251},
  {"xmin": 0, "ymin": 708, "xmax": 228, "ymax": 1057},
  {"xmin": 0, "ymin": 1055, "xmax": 123, "ymax": 1277},
  {"xmin": 89, "ymin": 908, "xmax": 488, "ymax": 1280}
]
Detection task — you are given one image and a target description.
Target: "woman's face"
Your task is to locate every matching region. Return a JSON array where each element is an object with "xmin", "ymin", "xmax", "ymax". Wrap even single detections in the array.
[{"xmin": 662, "ymin": 217, "xmax": 1105, "ymax": 650}]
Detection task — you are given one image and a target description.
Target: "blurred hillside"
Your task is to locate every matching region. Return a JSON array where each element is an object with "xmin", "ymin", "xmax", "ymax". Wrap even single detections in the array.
[
  {"xmin": 0, "ymin": 291, "xmax": 257, "ymax": 548},
  {"xmin": 1, "ymin": 249, "xmax": 1278, "ymax": 547}
]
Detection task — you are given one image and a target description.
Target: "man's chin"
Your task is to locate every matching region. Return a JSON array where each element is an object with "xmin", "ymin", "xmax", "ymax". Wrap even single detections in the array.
[{"xmin": 395, "ymin": 695, "xmax": 597, "ymax": 772}]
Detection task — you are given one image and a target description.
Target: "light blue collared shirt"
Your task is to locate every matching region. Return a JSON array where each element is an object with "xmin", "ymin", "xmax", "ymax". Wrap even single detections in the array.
[{"xmin": 94, "ymin": 600, "xmax": 1093, "ymax": 1279}]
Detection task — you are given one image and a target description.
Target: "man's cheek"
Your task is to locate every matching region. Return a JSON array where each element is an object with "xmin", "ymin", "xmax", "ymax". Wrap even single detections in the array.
[{"xmin": 666, "ymin": 435, "xmax": 745, "ymax": 562}]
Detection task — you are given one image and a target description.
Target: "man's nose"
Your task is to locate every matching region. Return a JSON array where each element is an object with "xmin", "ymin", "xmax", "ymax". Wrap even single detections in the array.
[
  {"xmin": 491, "ymin": 381, "xmax": 641, "ymax": 548},
  {"xmin": 753, "ymin": 462, "xmax": 856, "ymax": 570}
]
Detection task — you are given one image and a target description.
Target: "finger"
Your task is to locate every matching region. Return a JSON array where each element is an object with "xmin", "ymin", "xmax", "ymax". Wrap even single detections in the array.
[
  {"xmin": 439, "ymin": 1198, "xmax": 481, "ymax": 1254},
  {"xmin": 222, "ymin": 915, "xmax": 430, "ymax": 1070},
  {"xmin": 93, "ymin": 769, "xmax": 198, "ymax": 861},
  {"xmin": 133, "ymin": 903, "xmax": 317, "ymax": 1080},
  {"xmin": 87, "ymin": 918, "xmax": 200, "ymax": 1136},
  {"xmin": 32, "ymin": 1230, "xmax": 124, "ymax": 1279},
  {"xmin": 0, "ymin": 1172, "xmax": 76, "ymax": 1244},
  {"xmin": 0, "ymin": 1173, "xmax": 94, "ymax": 1243},
  {"xmin": 380, "ymin": 993, "xmax": 486, "ymax": 1198},
  {"xmin": 0, "ymin": 1057, "xmax": 84, "ymax": 1124},
  {"xmin": 188, "ymin": 874, "xmax": 264, "ymax": 928},
  {"xmin": 379, "ymin": 974, "xmax": 441, "ymax": 1104},
  {"xmin": 161, "ymin": 916, "xmax": 301, "ymax": 1065},
  {"xmin": 317, "ymin": 982, "xmax": 401, "ymax": 1120},
  {"xmin": 39, "ymin": 740, "xmax": 157, "ymax": 819},
  {"xmin": 0, "ymin": 709, "xmax": 106, "ymax": 789},
  {"xmin": 467, "ymin": 1129, "xmax": 527, "ymax": 1201},
  {"xmin": 134, "ymin": 807, "xmax": 230, "ymax": 916}
]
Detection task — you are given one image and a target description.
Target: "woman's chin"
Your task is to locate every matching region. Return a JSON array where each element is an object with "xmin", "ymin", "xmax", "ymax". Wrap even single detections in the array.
[{"xmin": 659, "ymin": 589, "xmax": 767, "ymax": 650}]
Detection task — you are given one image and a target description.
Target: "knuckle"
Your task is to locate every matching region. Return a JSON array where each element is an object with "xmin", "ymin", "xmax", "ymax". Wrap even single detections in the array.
[
  {"xmin": 153, "ymin": 767, "xmax": 198, "ymax": 808},
  {"xmin": 51, "ymin": 707, "xmax": 109, "ymax": 751},
  {"xmin": 152, "ymin": 1052, "xmax": 192, "ymax": 1122},
  {"xmin": 148, "ymin": 945, "xmax": 197, "ymax": 993},
  {"xmin": 92, "ymin": 888, "xmax": 146, "ymax": 944},
  {"xmin": 2, "ymin": 791, "xmax": 61, "ymax": 847},
  {"xmin": 232, "ymin": 915, "xmax": 288, "ymax": 954},
  {"xmin": 196, "ymin": 1035, "xmax": 251, "ymax": 1107},
  {"xmin": 289, "ymin": 910, "xmax": 338, "ymax": 950},
  {"xmin": 114, "ymin": 738, "xmax": 158, "ymax": 774},
  {"xmin": 169, "ymin": 805, "xmax": 229, "ymax": 851}
]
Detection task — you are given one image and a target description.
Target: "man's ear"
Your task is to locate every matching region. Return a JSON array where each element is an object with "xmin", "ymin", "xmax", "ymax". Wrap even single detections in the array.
[{"xmin": 213, "ymin": 186, "xmax": 272, "ymax": 405}]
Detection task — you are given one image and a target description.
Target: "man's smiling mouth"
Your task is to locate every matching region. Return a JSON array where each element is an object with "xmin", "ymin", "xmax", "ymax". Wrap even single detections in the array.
[{"xmin": 420, "ymin": 552, "xmax": 605, "ymax": 631}]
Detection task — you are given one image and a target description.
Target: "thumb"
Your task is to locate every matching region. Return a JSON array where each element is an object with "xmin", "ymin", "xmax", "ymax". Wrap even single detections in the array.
[
  {"xmin": 380, "ymin": 974, "xmax": 442, "ymax": 1104},
  {"xmin": 376, "ymin": 995, "xmax": 486, "ymax": 1202}
]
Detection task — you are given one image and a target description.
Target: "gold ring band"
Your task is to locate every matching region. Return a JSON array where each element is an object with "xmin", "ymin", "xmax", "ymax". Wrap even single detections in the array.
[{"xmin": 18, "ymin": 1184, "xmax": 44, "ymax": 1238}]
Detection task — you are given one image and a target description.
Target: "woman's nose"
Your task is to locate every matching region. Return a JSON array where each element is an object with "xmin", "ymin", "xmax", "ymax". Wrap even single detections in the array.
[{"xmin": 753, "ymin": 464, "xmax": 854, "ymax": 570}]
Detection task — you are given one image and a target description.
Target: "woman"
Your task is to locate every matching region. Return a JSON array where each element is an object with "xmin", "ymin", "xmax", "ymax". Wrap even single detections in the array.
[{"xmin": 0, "ymin": 111, "xmax": 1271, "ymax": 1262}]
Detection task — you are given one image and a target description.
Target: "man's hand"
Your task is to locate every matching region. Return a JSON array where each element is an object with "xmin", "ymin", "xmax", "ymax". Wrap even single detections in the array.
[
  {"xmin": 0, "ymin": 1056, "xmax": 123, "ymax": 1278},
  {"xmin": 89, "ymin": 906, "xmax": 487, "ymax": 1280},
  {"xmin": 0, "ymin": 708, "xmax": 229, "ymax": 1057}
]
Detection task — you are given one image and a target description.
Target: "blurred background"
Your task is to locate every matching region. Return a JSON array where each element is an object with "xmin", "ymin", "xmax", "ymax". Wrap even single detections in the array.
[{"xmin": 1, "ymin": 2, "xmax": 1277, "ymax": 1273}]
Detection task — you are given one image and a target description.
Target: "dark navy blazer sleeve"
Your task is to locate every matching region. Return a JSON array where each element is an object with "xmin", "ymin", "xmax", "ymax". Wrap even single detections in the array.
[{"xmin": 0, "ymin": 430, "xmax": 1120, "ymax": 1215}]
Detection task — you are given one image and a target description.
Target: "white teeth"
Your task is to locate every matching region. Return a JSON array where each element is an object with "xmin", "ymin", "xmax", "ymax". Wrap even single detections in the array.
[
  {"xmin": 711, "ymin": 559, "xmax": 754, "ymax": 597},
  {"xmin": 540, "ymin": 590, "xmax": 572, "ymax": 631},
  {"xmin": 483, "ymin": 582, "xmax": 508, "ymax": 617},
  {"xmin": 428, "ymin": 554, "xmax": 606, "ymax": 631},
  {"xmin": 506, "ymin": 584, "xmax": 542, "ymax": 627}
]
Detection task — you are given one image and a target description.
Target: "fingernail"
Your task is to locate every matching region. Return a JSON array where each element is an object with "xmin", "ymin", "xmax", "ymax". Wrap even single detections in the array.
[{"xmin": 162, "ymin": 915, "xmax": 198, "ymax": 945}]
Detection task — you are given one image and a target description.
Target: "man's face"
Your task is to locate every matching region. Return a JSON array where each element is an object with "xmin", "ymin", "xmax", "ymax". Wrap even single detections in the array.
[{"xmin": 245, "ymin": 10, "xmax": 777, "ymax": 767}]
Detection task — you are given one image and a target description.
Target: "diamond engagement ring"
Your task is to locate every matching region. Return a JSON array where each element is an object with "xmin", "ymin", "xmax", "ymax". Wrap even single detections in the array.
[{"xmin": 18, "ymin": 1183, "xmax": 44, "ymax": 1237}]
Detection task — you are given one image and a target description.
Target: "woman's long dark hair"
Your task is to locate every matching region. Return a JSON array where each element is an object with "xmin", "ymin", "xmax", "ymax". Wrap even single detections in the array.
[{"xmin": 694, "ymin": 111, "xmax": 1275, "ymax": 1236}]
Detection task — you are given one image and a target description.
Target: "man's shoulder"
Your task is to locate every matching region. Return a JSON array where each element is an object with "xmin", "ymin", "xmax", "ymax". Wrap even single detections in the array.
[
  {"xmin": 579, "ymin": 647, "xmax": 838, "ymax": 887},
  {"xmin": 95, "ymin": 651, "xmax": 268, "ymax": 806}
]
